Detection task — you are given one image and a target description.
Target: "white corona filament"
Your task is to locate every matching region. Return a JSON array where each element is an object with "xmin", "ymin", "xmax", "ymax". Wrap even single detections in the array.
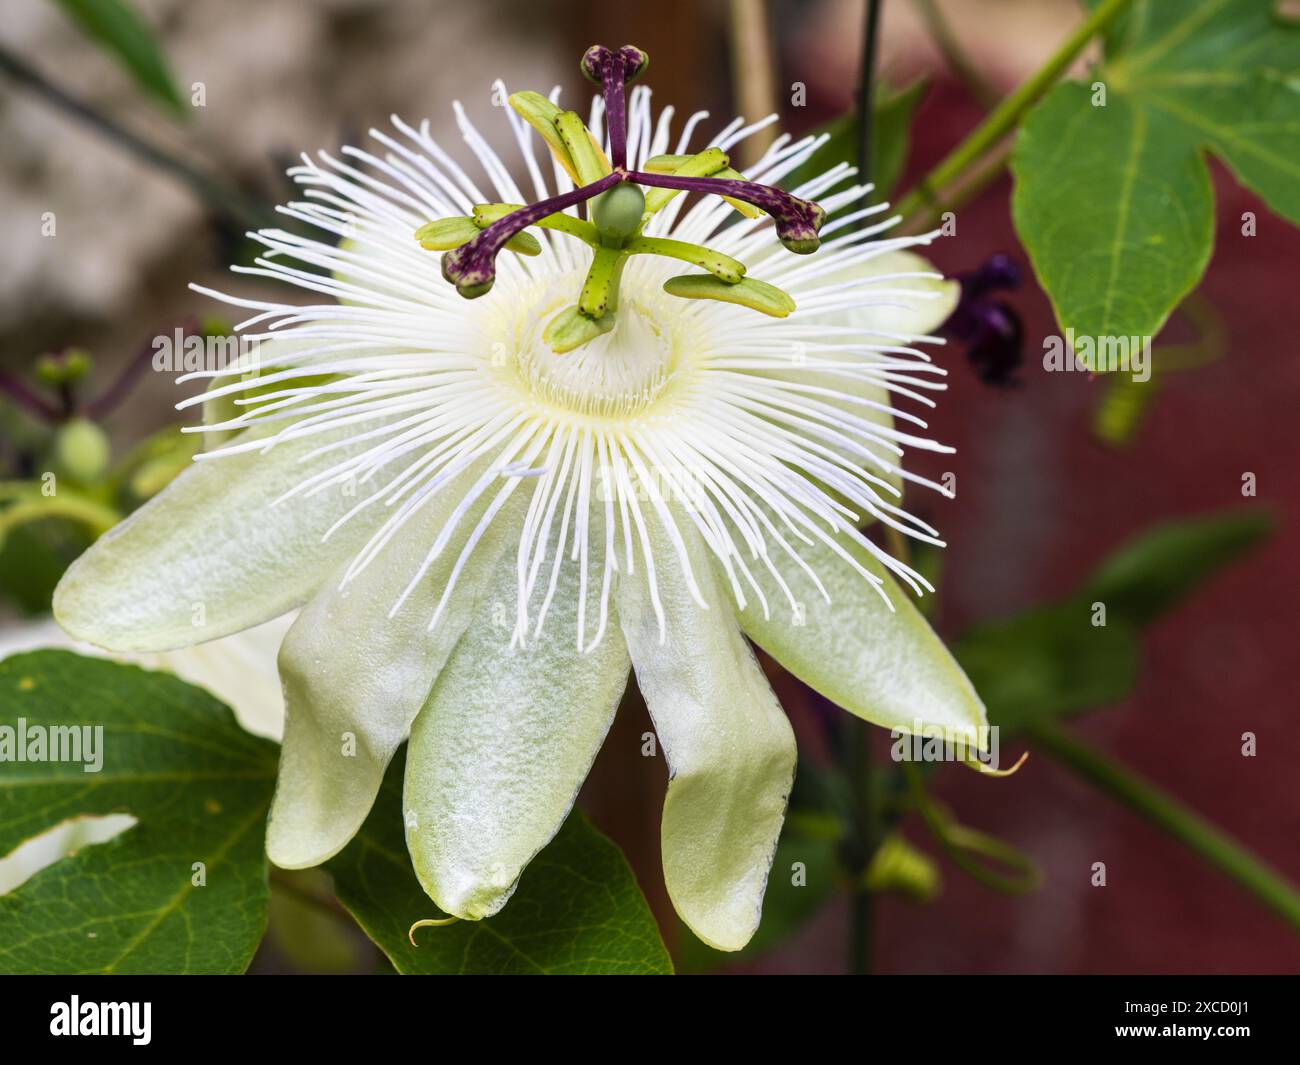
[{"xmin": 183, "ymin": 83, "xmax": 957, "ymax": 650}]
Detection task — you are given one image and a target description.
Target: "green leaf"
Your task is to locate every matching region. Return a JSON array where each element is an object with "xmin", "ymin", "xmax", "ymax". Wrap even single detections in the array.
[
  {"xmin": 1085, "ymin": 509, "xmax": 1273, "ymax": 626},
  {"xmin": 1013, "ymin": 84, "xmax": 1214, "ymax": 344},
  {"xmin": 327, "ymin": 748, "xmax": 672, "ymax": 975},
  {"xmin": 955, "ymin": 509, "xmax": 1273, "ymax": 732},
  {"xmin": 783, "ymin": 80, "xmax": 928, "ymax": 201},
  {"xmin": 52, "ymin": 0, "xmax": 187, "ymax": 116},
  {"xmin": 0, "ymin": 520, "xmax": 89, "ymax": 615},
  {"xmin": 0, "ymin": 651, "xmax": 277, "ymax": 973},
  {"xmin": 955, "ymin": 603, "xmax": 1141, "ymax": 734},
  {"xmin": 1012, "ymin": 0, "xmax": 1300, "ymax": 341},
  {"xmin": 871, "ymin": 80, "xmax": 930, "ymax": 199}
]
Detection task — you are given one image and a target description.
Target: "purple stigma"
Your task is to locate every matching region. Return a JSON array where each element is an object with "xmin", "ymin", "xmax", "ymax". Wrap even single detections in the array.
[
  {"xmin": 441, "ymin": 172, "xmax": 621, "ymax": 297},
  {"xmin": 581, "ymin": 45, "xmax": 648, "ymax": 172},
  {"xmin": 627, "ymin": 169, "xmax": 826, "ymax": 253}
]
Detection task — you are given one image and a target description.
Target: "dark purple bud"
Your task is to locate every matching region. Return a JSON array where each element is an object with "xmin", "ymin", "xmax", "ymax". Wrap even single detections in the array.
[
  {"xmin": 962, "ymin": 301, "xmax": 1023, "ymax": 388},
  {"xmin": 958, "ymin": 252, "xmax": 1022, "ymax": 301}
]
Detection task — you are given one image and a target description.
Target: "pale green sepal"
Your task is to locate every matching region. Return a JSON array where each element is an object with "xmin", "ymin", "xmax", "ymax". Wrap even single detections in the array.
[
  {"xmin": 617, "ymin": 512, "xmax": 795, "ymax": 952},
  {"xmin": 200, "ymin": 333, "xmax": 273, "ymax": 450},
  {"xmin": 53, "ymin": 422, "xmax": 389, "ymax": 653},
  {"xmin": 663, "ymin": 274, "xmax": 795, "ymax": 317},
  {"xmin": 265, "ymin": 467, "xmax": 525, "ymax": 870},
  {"xmin": 202, "ymin": 369, "xmax": 257, "ymax": 451},
  {"xmin": 733, "ymin": 527, "xmax": 987, "ymax": 745},
  {"xmin": 403, "ymin": 518, "xmax": 631, "ymax": 921},
  {"xmin": 544, "ymin": 305, "xmax": 616, "ymax": 354},
  {"xmin": 828, "ymin": 249, "xmax": 960, "ymax": 339},
  {"xmin": 767, "ymin": 249, "xmax": 960, "ymax": 500}
]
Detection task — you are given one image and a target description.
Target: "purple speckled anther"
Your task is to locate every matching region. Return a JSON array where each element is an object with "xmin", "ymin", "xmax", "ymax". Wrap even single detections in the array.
[
  {"xmin": 441, "ymin": 173, "xmax": 621, "ymax": 297},
  {"xmin": 627, "ymin": 170, "xmax": 826, "ymax": 254},
  {"xmin": 437, "ymin": 42, "xmax": 829, "ymax": 302}
]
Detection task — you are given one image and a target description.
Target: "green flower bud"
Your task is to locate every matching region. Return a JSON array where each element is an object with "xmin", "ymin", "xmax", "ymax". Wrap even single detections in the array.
[
  {"xmin": 55, "ymin": 418, "xmax": 111, "ymax": 484},
  {"xmin": 36, "ymin": 348, "xmax": 93, "ymax": 388}
]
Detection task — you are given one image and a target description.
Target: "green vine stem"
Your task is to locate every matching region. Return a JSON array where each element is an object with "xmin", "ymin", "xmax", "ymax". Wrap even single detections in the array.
[
  {"xmin": 903, "ymin": 762, "xmax": 1043, "ymax": 894},
  {"xmin": 1029, "ymin": 722, "xmax": 1300, "ymax": 933},
  {"xmin": 0, "ymin": 45, "xmax": 275, "ymax": 233},
  {"xmin": 894, "ymin": 0, "xmax": 1136, "ymax": 224},
  {"xmin": 0, "ymin": 485, "xmax": 120, "ymax": 545},
  {"xmin": 840, "ymin": 0, "xmax": 886, "ymax": 978}
]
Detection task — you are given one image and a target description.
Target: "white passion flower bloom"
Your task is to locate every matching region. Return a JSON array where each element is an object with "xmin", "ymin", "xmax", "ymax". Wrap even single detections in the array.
[{"xmin": 53, "ymin": 45, "xmax": 986, "ymax": 952}]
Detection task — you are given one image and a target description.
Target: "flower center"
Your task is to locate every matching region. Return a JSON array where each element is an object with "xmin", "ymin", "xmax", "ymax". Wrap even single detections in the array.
[
  {"xmin": 485, "ymin": 269, "xmax": 684, "ymax": 419},
  {"xmin": 419, "ymin": 43, "xmax": 827, "ymax": 355}
]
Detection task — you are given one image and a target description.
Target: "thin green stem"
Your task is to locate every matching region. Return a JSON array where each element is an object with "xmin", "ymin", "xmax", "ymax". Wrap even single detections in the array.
[
  {"xmin": 842, "ymin": 0, "xmax": 887, "ymax": 974},
  {"xmin": 845, "ymin": 717, "xmax": 879, "ymax": 974},
  {"xmin": 902, "ymin": 762, "xmax": 1042, "ymax": 895},
  {"xmin": 0, "ymin": 45, "xmax": 275, "ymax": 233},
  {"xmin": 854, "ymin": 0, "xmax": 882, "ymax": 195},
  {"xmin": 898, "ymin": 141, "xmax": 1011, "ymax": 234},
  {"xmin": 0, "ymin": 490, "xmax": 120, "ymax": 541},
  {"xmin": 894, "ymin": 0, "xmax": 1135, "ymax": 222},
  {"xmin": 1030, "ymin": 722, "xmax": 1300, "ymax": 934}
]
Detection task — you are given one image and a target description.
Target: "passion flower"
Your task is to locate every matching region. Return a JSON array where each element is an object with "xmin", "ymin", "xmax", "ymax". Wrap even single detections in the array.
[{"xmin": 53, "ymin": 44, "xmax": 985, "ymax": 951}]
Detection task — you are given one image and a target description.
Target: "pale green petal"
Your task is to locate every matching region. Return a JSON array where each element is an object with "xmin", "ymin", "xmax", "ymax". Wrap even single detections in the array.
[
  {"xmin": 735, "ymin": 529, "xmax": 987, "ymax": 743},
  {"xmin": 618, "ymin": 514, "xmax": 795, "ymax": 952},
  {"xmin": 266, "ymin": 475, "xmax": 525, "ymax": 869},
  {"xmin": 53, "ymin": 425, "xmax": 387, "ymax": 653},
  {"xmin": 134, "ymin": 613, "xmax": 292, "ymax": 740},
  {"xmin": 832, "ymin": 249, "xmax": 960, "ymax": 340},
  {"xmin": 776, "ymin": 251, "xmax": 958, "ymax": 499},
  {"xmin": 733, "ymin": 251, "xmax": 981, "ymax": 740},
  {"xmin": 403, "ymin": 523, "xmax": 631, "ymax": 919}
]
